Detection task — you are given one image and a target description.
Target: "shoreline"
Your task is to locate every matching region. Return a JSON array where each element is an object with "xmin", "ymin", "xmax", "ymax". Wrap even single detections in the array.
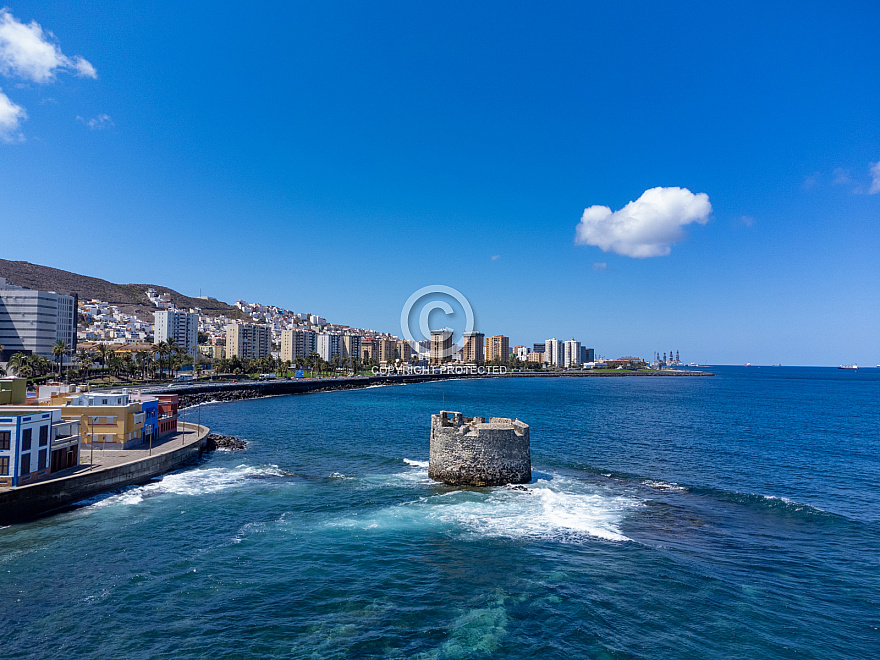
[
  {"xmin": 159, "ymin": 370, "xmax": 715, "ymax": 408},
  {"xmin": 0, "ymin": 422, "xmax": 209, "ymax": 525}
]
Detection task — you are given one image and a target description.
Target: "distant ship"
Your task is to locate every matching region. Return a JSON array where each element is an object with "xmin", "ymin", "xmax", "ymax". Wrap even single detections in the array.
[
  {"xmin": 744, "ymin": 363, "xmax": 751, "ymax": 367},
  {"xmin": 838, "ymin": 364, "xmax": 859, "ymax": 370}
]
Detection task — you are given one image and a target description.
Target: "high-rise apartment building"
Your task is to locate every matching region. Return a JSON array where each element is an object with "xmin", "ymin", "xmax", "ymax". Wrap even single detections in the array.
[
  {"xmin": 461, "ymin": 332, "xmax": 485, "ymax": 363},
  {"xmin": 430, "ymin": 328, "xmax": 453, "ymax": 364},
  {"xmin": 0, "ymin": 278, "xmax": 77, "ymax": 361},
  {"xmin": 485, "ymin": 335, "xmax": 509, "ymax": 363},
  {"xmin": 580, "ymin": 346, "xmax": 595, "ymax": 363},
  {"xmin": 226, "ymin": 323, "xmax": 271, "ymax": 360},
  {"xmin": 280, "ymin": 328, "xmax": 317, "ymax": 362},
  {"xmin": 339, "ymin": 335, "xmax": 363, "ymax": 365},
  {"xmin": 154, "ymin": 310, "xmax": 199, "ymax": 357},
  {"xmin": 544, "ymin": 338, "xmax": 563, "ymax": 366},
  {"xmin": 396, "ymin": 340, "xmax": 413, "ymax": 362},
  {"xmin": 316, "ymin": 333, "xmax": 341, "ymax": 361},
  {"xmin": 514, "ymin": 345, "xmax": 529, "ymax": 361},
  {"xmin": 375, "ymin": 338, "xmax": 397, "ymax": 363},
  {"xmin": 564, "ymin": 339, "xmax": 582, "ymax": 368}
]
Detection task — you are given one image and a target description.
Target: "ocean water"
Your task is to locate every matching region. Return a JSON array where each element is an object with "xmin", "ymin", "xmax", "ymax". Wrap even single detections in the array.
[{"xmin": 1, "ymin": 367, "xmax": 878, "ymax": 659}]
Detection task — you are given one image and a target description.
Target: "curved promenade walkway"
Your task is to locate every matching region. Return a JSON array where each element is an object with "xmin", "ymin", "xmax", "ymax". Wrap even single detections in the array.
[{"xmin": 0, "ymin": 422, "xmax": 209, "ymax": 525}]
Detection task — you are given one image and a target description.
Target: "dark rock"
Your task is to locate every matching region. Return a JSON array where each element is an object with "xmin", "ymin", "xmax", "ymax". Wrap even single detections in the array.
[{"xmin": 206, "ymin": 434, "xmax": 248, "ymax": 451}]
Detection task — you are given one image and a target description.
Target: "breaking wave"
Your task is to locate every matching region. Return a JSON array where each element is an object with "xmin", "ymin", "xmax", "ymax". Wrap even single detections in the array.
[
  {"xmin": 334, "ymin": 468, "xmax": 640, "ymax": 543},
  {"xmin": 76, "ymin": 464, "xmax": 294, "ymax": 510}
]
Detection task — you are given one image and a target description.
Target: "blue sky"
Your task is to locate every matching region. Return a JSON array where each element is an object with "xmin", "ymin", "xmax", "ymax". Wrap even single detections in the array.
[{"xmin": 1, "ymin": 1, "xmax": 878, "ymax": 365}]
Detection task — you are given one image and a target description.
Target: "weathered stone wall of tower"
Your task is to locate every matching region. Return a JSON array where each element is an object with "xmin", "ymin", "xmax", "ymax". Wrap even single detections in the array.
[{"xmin": 428, "ymin": 411, "xmax": 530, "ymax": 487}]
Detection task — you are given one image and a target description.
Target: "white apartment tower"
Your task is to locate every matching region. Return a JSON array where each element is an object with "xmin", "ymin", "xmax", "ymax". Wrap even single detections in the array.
[
  {"xmin": 316, "ymin": 333, "xmax": 341, "ymax": 361},
  {"xmin": 544, "ymin": 338, "xmax": 564, "ymax": 366},
  {"xmin": 564, "ymin": 339, "xmax": 582, "ymax": 368},
  {"xmin": 0, "ymin": 278, "xmax": 78, "ymax": 360},
  {"xmin": 154, "ymin": 310, "xmax": 199, "ymax": 356}
]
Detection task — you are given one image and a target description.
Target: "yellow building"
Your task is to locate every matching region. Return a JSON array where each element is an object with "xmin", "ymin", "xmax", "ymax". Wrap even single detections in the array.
[
  {"xmin": 396, "ymin": 340, "xmax": 413, "ymax": 362},
  {"xmin": 39, "ymin": 388, "xmax": 145, "ymax": 450},
  {"xmin": 485, "ymin": 335, "xmax": 510, "ymax": 363},
  {"xmin": 462, "ymin": 332, "xmax": 485, "ymax": 363},
  {"xmin": 226, "ymin": 323, "xmax": 271, "ymax": 360},
  {"xmin": 377, "ymin": 339, "xmax": 397, "ymax": 364}
]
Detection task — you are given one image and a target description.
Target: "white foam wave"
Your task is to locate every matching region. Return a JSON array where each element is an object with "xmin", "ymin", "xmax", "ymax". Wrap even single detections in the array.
[
  {"xmin": 336, "ymin": 472, "xmax": 640, "ymax": 543},
  {"xmin": 643, "ymin": 479, "xmax": 688, "ymax": 493},
  {"xmin": 403, "ymin": 458, "xmax": 429, "ymax": 468},
  {"xmin": 78, "ymin": 464, "xmax": 291, "ymax": 510}
]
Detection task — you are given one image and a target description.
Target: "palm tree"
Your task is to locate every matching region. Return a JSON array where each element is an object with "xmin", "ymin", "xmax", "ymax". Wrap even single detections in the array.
[
  {"xmin": 52, "ymin": 340, "xmax": 69, "ymax": 379},
  {"xmin": 76, "ymin": 348, "xmax": 93, "ymax": 382},
  {"xmin": 166, "ymin": 337, "xmax": 179, "ymax": 377},
  {"xmin": 135, "ymin": 351, "xmax": 149, "ymax": 380},
  {"xmin": 7, "ymin": 352, "xmax": 27, "ymax": 377},
  {"xmin": 150, "ymin": 343, "xmax": 164, "ymax": 379},
  {"xmin": 152, "ymin": 341, "xmax": 169, "ymax": 379},
  {"xmin": 97, "ymin": 342, "xmax": 112, "ymax": 369}
]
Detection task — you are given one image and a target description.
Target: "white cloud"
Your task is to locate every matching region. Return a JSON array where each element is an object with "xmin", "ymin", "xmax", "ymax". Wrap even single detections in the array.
[
  {"xmin": 77, "ymin": 113, "xmax": 113, "ymax": 129},
  {"xmin": 0, "ymin": 8, "xmax": 96, "ymax": 83},
  {"xmin": 869, "ymin": 160, "xmax": 880, "ymax": 195},
  {"xmin": 592, "ymin": 262, "xmax": 607, "ymax": 271},
  {"xmin": 575, "ymin": 187, "xmax": 711, "ymax": 258},
  {"xmin": 490, "ymin": 254, "xmax": 500, "ymax": 261},
  {"xmin": 0, "ymin": 87, "xmax": 26, "ymax": 141}
]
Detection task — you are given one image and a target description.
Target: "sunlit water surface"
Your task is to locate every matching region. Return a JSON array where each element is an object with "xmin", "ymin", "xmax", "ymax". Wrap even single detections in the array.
[{"xmin": 2, "ymin": 367, "xmax": 878, "ymax": 659}]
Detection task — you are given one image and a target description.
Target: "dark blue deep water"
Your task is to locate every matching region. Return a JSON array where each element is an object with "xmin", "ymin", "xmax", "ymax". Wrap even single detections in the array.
[{"xmin": 2, "ymin": 367, "xmax": 879, "ymax": 659}]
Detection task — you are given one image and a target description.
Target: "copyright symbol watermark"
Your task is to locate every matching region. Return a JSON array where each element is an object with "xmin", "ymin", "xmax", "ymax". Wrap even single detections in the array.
[{"xmin": 400, "ymin": 285, "xmax": 475, "ymax": 360}]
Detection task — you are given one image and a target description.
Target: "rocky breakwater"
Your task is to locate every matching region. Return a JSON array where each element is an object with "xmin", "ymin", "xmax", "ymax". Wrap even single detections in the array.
[
  {"xmin": 206, "ymin": 434, "xmax": 248, "ymax": 451},
  {"xmin": 428, "ymin": 411, "xmax": 531, "ymax": 487}
]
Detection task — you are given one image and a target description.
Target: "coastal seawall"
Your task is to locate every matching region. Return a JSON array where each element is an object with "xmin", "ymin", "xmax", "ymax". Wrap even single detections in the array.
[
  {"xmin": 0, "ymin": 423, "xmax": 209, "ymax": 525},
  {"xmin": 162, "ymin": 370, "xmax": 714, "ymax": 407}
]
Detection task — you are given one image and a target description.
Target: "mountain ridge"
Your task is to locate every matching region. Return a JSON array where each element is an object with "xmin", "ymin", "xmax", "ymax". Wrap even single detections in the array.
[{"xmin": 0, "ymin": 259, "xmax": 246, "ymax": 321}]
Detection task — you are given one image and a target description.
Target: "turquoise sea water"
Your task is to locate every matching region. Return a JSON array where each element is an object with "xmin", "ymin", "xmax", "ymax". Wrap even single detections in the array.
[{"xmin": 2, "ymin": 367, "xmax": 879, "ymax": 659}]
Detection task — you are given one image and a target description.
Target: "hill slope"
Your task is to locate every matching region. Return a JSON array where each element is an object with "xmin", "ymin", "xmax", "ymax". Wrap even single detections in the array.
[{"xmin": 0, "ymin": 259, "xmax": 245, "ymax": 321}]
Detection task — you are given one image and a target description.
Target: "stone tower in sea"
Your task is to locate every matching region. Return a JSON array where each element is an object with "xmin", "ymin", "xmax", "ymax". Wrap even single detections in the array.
[{"xmin": 428, "ymin": 411, "xmax": 531, "ymax": 487}]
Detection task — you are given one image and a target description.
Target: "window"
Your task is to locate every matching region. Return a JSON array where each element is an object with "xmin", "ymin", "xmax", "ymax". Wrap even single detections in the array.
[
  {"xmin": 38, "ymin": 449, "xmax": 47, "ymax": 470},
  {"xmin": 0, "ymin": 456, "xmax": 7, "ymax": 475},
  {"xmin": 0, "ymin": 431, "xmax": 9, "ymax": 451},
  {"xmin": 22, "ymin": 428, "xmax": 32, "ymax": 451},
  {"xmin": 20, "ymin": 453, "xmax": 30, "ymax": 475},
  {"xmin": 39, "ymin": 425, "xmax": 49, "ymax": 446}
]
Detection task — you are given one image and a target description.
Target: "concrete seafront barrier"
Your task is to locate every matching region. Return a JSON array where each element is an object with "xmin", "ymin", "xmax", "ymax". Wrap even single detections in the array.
[
  {"xmin": 0, "ymin": 423, "xmax": 209, "ymax": 525},
  {"xmin": 157, "ymin": 370, "xmax": 714, "ymax": 408}
]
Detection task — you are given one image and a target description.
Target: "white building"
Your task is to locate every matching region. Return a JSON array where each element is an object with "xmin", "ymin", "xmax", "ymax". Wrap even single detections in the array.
[
  {"xmin": 564, "ymin": 339, "xmax": 582, "ymax": 368},
  {"xmin": 544, "ymin": 338, "xmax": 563, "ymax": 366},
  {"xmin": 515, "ymin": 345, "xmax": 529, "ymax": 362},
  {"xmin": 153, "ymin": 310, "xmax": 199, "ymax": 357},
  {"xmin": 0, "ymin": 278, "xmax": 77, "ymax": 361},
  {"xmin": 316, "ymin": 333, "xmax": 340, "ymax": 361}
]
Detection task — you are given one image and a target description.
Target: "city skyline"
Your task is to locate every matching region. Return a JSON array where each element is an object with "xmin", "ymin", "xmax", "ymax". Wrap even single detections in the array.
[{"xmin": 1, "ymin": 3, "xmax": 878, "ymax": 365}]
